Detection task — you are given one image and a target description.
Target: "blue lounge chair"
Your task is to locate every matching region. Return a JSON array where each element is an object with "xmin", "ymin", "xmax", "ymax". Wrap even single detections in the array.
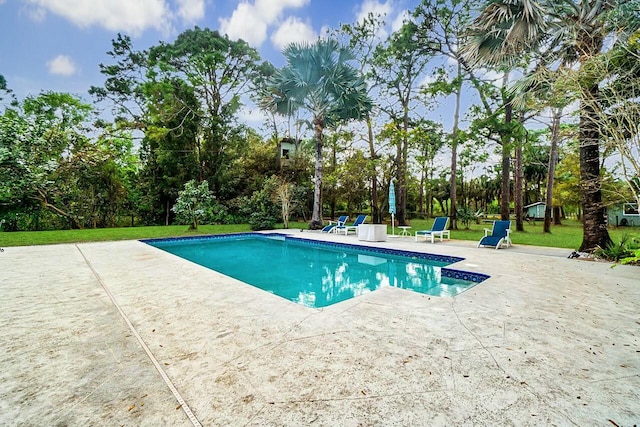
[
  {"xmin": 415, "ymin": 216, "xmax": 450, "ymax": 243},
  {"xmin": 322, "ymin": 215, "xmax": 348, "ymax": 233},
  {"xmin": 338, "ymin": 214, "xmax": 367, "ymax": 235},
  {"xmin": 478, "ymin": 220, "xmax": 512, "ymax": 249}
]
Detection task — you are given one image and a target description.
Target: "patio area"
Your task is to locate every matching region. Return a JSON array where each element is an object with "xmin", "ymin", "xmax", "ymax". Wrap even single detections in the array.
[{"xmin": 0, "ymin": 231, "xmax": 638, "ymax": 426}]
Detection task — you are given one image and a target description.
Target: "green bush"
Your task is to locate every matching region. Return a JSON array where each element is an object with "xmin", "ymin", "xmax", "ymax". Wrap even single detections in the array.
[
  {"xmin": 241, "ymin": 179, "xmax": 280, "ymax": 231},
  {"xmin": 594, "ymin": 234, "xmax": 633, "ymax": 262},
  {"xmin": 249, "ymin": 211, "xmax": 277, "ymax": 230},
  {"xmin": 456, "ymin": 206, "xmax": 475, "ymax": 229},
  {"xmin": 171, "ymin": 180, "xmax": 214, "ymax": 230},
  {"xmin": 620, "ymin": 237, "xmax": 640, "ymax": 265},
  {"xmin": 203, "ymin": 201, "xmax": 233, "ymax": 225}
]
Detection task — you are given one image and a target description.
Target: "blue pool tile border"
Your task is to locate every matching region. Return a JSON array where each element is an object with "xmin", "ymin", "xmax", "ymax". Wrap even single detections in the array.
[
  {"xmin": 285, "ymin": 236, "xmax": 464, "ymax": 264},
  {"xmin": 141, "ymin": 232, "xmax": 490, "ymax": 285},
  {"xmin": 441, "ymin": 268, "xmax": 489, "ymax": 283},
  {"xmin": 142, "ymin": 232, "xmax": 274, "ymax": 245}
]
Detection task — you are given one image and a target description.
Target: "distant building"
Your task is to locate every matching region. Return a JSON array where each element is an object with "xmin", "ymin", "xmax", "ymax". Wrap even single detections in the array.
[
  {"xmin": 278, "ymin": 137, "xmax": 299, "ymax": 167},
  {"xmin": 524, "ymin": 202, "xmax": 547, "ymax": 220},
  {"xmin": 607, "ymin": 202, "xmax": 639, "ymax": 226}
]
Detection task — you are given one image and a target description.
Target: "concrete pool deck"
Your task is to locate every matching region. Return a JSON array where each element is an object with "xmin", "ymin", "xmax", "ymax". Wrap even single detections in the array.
[{"xmin": 0, "ymin": 231, "xmax": 638, "ymax": 426}]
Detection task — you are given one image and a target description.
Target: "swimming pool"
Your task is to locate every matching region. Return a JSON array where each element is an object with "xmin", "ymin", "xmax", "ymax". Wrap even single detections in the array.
[{"xmin": 144, "ymin": 233, "xmax": 489, "ymax": 308}]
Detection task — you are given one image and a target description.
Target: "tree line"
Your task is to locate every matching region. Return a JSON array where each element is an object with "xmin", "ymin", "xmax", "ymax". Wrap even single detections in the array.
[{"xmin": 1, "ymin": 0, "xmax": 639, "ymax": 252}]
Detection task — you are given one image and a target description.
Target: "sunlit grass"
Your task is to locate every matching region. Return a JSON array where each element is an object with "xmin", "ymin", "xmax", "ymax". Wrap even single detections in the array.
[
  {"xmin": 389, "ymin": 218, "xmax": 639, "ymax": 249},
  {"xmin": 0, "ymin": 224, "xmax": 251, "ymax": 247},
  {"xmin": 1, "ymin": 219, "xmax": 638, "ymax": 250}
]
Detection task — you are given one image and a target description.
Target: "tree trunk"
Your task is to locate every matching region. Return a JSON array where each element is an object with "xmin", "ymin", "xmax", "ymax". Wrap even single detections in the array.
[
  {"xmin": 419, "ymin": 163, "xmax": 425, "ymax": 215},
  {"xmin": 449, "ymin": 136, "xmax": 458, "ymax": 228},
  {"xmin": 428, "ymin": 169, "xmax": 434, "ymax": 217},
  {"xmin": 39, "ymin": 198, "xmax": 82, "ymax": 230},
  {"xmin": 500, "ymin": 75, "xmax": 512, "ymax": 221},
  {"xmin": 330, "ymin": 143, "xmax": 337, "ymax": 219},
  {"xmin": 514, "ymin": 127, "xmax": 524, "ymax": 232},
  {"xmin": 544, "ymin": 108, "xmax": 561, "ymax": 233},
  {"xmin": 449, "ymin": 63, "xmax": 462, "ymax": 230},
  {"xmin": 578, "ymin": 83, "xmax": 611, "ymax": 251},
  {"xmin": 397, "ymin": 152, "xmax": 407, "ymax": 225},
  {"xmin": 310, "ymin": 117, "xmax": 324, "ymax": 229},
  {"xmin": 367, "ymin": 117, "xmax": 381, "ymax": 224},
  {"xmin": 553, "ymin": 206, "xmax": 562, "ymax": 225},
  {"xmin": 397, "ymin": 112, "xmax": 409, "ymax": 226},
  {"xmin": 500, "ymin": 141, "xmax": 511, "ymax": 221},
  {"xmin": 165, "ymin": 199, "xmax": 170, "ymax": 226}
]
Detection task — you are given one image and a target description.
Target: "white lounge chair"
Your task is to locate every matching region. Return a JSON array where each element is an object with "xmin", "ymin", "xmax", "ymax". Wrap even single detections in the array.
[
  {"xmin": 415, "ymin": 217, "xmax": 450, "ymax": 243},
  {"xmin": 477, "ymin": 220, "xmax": 512, "ymax": 249},
  {"xmin": 337, "ymin": 214, "xmax": 367, "ymax": 235},
  {"xmin": 322, "ymin": 215, "xmax": 348, "ymax": 233}
]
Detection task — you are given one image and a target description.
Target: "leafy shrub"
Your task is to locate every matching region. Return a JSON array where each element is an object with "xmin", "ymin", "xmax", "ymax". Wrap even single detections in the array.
[
  {"xmin": 268, "ymin": 175, "xmax": 302, "ymax": 228},
  {"xmin": 620, "ymin": 249, "xmax": 640, "ymax": 265},
  {"xmin": 240, "ymin": 179, "xmax": 280, "ymax": 230},
  {"xmin": 456, "ymin": 206, "xmax": 475, "ymax": 229},
  {"xmin": 620, "ymin": 237, "xmax": 640, "ymax": 265},
  {"xmin": 171, "ymin": 180, "xmax": 213, "ymax": 230},
  {"xmin": 594, "ymin": 234, "xmax": 633, "ymax": 262},
  {"xmin": 202, "ymin": 200, "xmax": 233, "ymax": 225},
  {"xmin": 249, "ymin": 211, "xmax": 277, "ymax": 230}
]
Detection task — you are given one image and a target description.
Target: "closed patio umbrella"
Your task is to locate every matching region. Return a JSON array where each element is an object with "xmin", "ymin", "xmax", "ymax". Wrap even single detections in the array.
[{"xmin": 389, "ymin": 180, "xmax": 396, "ymax": 236}]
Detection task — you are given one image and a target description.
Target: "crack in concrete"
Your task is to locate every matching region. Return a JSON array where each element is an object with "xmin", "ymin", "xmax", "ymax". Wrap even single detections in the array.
[
  {"xmin": 268, "ymin": 388, "xmax": 451, "ymax": 404},
  {"xmin": 451, "ymin": 301, "xmax": 505, "ymax": 374},
  {"xmin": 590, "ymin": 374, "xmax": 640, "ymax": 383},
  {"xmin": 52, "ymin": 369, "xmax": 119, "ymax": 424}
]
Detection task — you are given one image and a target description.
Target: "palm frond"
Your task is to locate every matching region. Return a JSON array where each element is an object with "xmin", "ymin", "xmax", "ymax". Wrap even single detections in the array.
[
  {"xmin": 509, "ymin": 64, "xmax": 570, "ymax": 110},
  {"xmin": 462, "ymin": 0, "xmax": 547, "ymax": 67},
  {"xmin": 264, "ymin": 38, "xmax": 372, "ymax": 126}
]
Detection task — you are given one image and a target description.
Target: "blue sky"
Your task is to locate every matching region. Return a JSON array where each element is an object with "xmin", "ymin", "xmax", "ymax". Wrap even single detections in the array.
[
  {"xmin": 1, "ymin": 0, "xmax": 517, "ymax": 177},
  {"xmin": 0, "ymin": 0, "xmax": 418, "ymax": 104}
]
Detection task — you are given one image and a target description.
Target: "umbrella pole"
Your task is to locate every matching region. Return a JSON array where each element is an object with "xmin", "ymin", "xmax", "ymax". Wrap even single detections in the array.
[{"xmin": 391, "ymin": 213, "xmax": 395, "ymax": 235}]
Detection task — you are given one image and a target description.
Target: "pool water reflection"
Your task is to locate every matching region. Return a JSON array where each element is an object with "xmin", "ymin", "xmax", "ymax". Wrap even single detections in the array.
[{"xmin": 145, "ymin": 234, "xmax": 487, "ymax": 308}]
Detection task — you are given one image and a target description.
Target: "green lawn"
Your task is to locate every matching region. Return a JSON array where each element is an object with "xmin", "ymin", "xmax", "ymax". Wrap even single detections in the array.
[
  {"xmin": 1, "ymin": 219, "xmax": 638, "ymax": 250},
  {"xmin": 0, "ymin": 224, "xmax": 252, "ymax": 247},
  {"xmin": 398, "ymin": 218, "xmax": 639, "ymax": 249}
]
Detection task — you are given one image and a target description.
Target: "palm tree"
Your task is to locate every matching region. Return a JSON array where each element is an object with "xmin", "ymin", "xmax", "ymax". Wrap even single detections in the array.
[
  {"xmin": 512, "ymin": 66, "xmax": 571, "ymax": 233},
  {"xmin": 265, "ymin": 39, "xmax": 372, "ymax": 229},
  {"xmin": 464, "ymin": 0, "xmax": 640, "ymax": 251}
]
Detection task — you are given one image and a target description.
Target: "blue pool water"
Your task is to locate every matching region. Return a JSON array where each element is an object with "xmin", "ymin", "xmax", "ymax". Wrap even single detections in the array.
[{"xmin": 144, "ymin": 233, "xmax": 488, "ymax": 308}]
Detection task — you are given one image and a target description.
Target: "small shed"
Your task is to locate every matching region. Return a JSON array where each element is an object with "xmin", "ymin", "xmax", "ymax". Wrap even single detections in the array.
[
  {"xmin": 277, "ymin": 137, "xmax": 299, "ymax": 168},
  {"xmin": 524, "ymin": 202, "xmax": 547, "ymax": 220},
  {"xmin": 607, "ymin": 202, "xmax": 639, "ymax": 226},
  {"xmin": 279, "ymin": 138, "xmax": 297, "ymax": 160}
]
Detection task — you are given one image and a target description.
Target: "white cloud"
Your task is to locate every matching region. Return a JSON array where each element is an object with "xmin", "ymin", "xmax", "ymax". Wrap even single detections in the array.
[
  {"xmin": 354, "ymin": 0, "xmax": 395, "ymax": 40},
  {"xmin": 47, "ymin": 54, "xmax": 77, "ymax": 76},
  {"xmin": 219, "ymin": 3, "xmax": 268, "ymax": 46},
  {"xmin": 24, "ymin": 0, "xmax": 179, "ymax": 35},
  {"xmin": 237, "ymin": 105, "xmax": 267, "ymax": 127},
  {"xmin": 176, "ymin": 0, "xmax": 205, "ymax": 23},
  {"xmin": 355, "ymin": 0, "xmax": 392, "ymax": 23},
  {"xmin": 219, "ymin": 0, "xmax": 309, "ymax": 46},
  {"xmin": 23, "ymin": 4, "xmax": 46, "ymax": 22},
  {"xmin": 391, "ymin": 9, "xmax": 409, "ymax": 32},
  {"xmin": 319, "ymin": 25, "xmax": 331, "ymax": 38},
  {"xmin": 271, "ymin": 16, "xmax": 316, "ymax": 49},
  {"xmin": 419, "ymin": 73, "xmax": 438, "ymax": 89},
  {"xmin": 255, "ymin": 0, "xmax": 308, "ymax": 23},
  {"xmin": 475, "ymin": 68, "xmax": 506, "ymax": 88}
]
